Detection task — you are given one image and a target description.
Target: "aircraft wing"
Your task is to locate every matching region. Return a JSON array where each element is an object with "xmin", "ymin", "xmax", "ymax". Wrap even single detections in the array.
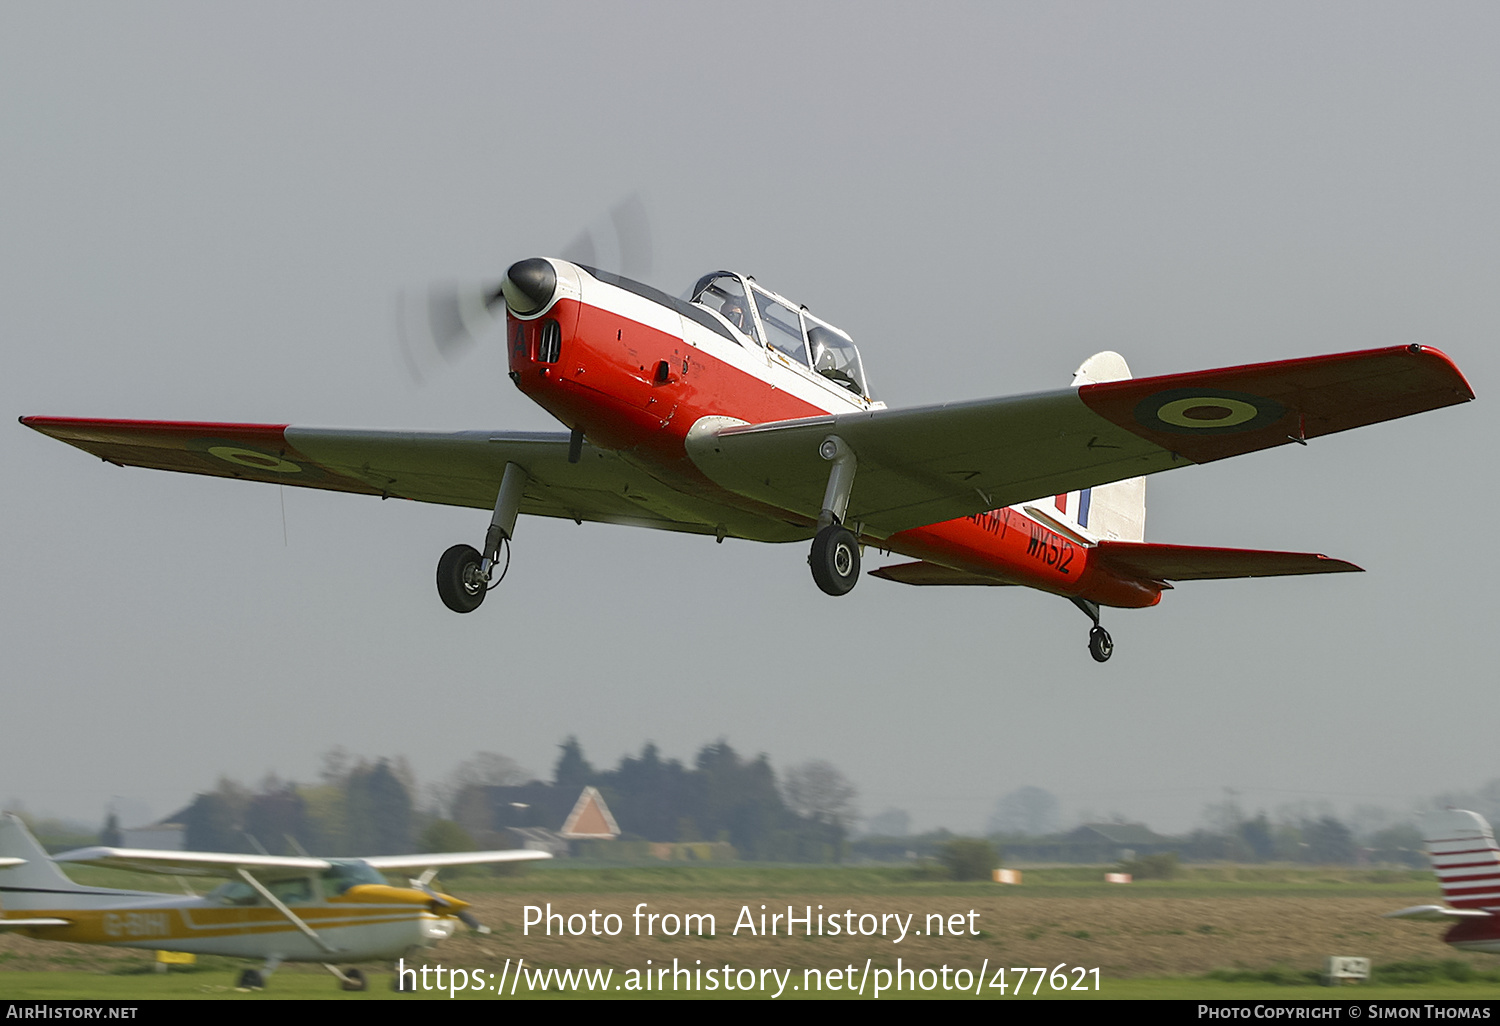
[
  {"xmin": 362, "ymin": 850, "xmax": 552, "ymax": 870},
  {"xmin": 19, "ymin": 419, "xmax": 802, "ymax": 542},
  {"xmin": 53, "ymin": 846, "xmax": 331, "ymax": 880},
  {"xmin": 686, "ymin": 346, "xmax": 1473, "ymax": 537}
]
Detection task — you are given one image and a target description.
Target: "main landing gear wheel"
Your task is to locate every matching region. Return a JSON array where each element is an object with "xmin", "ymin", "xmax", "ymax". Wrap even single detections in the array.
[
  {"xmin": 436, "ymin": 543, "xmax": 487, "ymax": 613},
  {"xmin": 1088, "ymin": 625, "xmax": 1114, "ymax": 663},
  {"xmin": 236, "ymin": 968, "xmax": 265, "ymax": 991},
  {"xmin": 340, "ymin": 968, "xmax": 367, "ymax": 992},
  {"xmin": 809, "ymin": 524, "xmax": 860, "ymax": 596}
]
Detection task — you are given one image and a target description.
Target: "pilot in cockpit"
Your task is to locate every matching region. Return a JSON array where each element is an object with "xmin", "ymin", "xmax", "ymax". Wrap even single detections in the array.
[{"xmin": 719, "ymin": 296, "xmax": 752, "ymax": 335}]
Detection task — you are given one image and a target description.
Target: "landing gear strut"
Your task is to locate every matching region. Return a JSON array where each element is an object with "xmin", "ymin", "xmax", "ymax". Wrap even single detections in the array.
[
  {"xmin": 1071, "ymin": 597, "xmax": 1114, "ymax": 663},
  {"xmin": 807, "ymin": 435, "xmax": 861, "ymax": 597},
  {"xmin": 436, "ymin": 462, "xmax": 527, "ymax": 614}
]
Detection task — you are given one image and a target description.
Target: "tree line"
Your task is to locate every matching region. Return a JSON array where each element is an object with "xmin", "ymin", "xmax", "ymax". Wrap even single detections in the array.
[{"xmin": 162, "ymin": 740, "xmax": 857, "ymax": 861}]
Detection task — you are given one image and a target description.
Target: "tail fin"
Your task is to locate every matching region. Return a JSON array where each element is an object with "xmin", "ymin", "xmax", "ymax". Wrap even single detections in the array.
[
  {"xmin": 1068, "ymin": 352, "xmax": 1144, "ymax": 542},
  {"xmin": 0, "ymin": 813, "xmax": 85, "ymax": 909},
  {"xmin": 1423, "ymin": 809, "xmax": 1500, "ymax": 910}
]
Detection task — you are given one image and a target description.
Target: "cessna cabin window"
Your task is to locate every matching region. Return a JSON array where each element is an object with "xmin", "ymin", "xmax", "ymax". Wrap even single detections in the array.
[
  {"xmin": 207, "ymin": 874, "xmax": 316, "ymax": 906},
  {"xmin": 321, "ymin": 859, "xmax": 387, "ymax": 896},
  {"xmin": 209, "ymin": 880, "xmax": 259, "ymax": 907}
]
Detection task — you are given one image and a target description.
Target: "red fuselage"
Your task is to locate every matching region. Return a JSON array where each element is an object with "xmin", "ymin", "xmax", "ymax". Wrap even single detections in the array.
[{"xmin": 505, "ymin": 281, "xmax": 1162, "ymax": 611}]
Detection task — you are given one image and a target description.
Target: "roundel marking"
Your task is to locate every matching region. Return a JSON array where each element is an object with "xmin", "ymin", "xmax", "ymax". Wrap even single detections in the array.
[
  {"xmin": 1155, "ymin": 396, "xmax": 1261, "ymax": 428},
  {"xmin": 1133, "ymin": 388, "xmax": 1286, "ymax": 435},
  {"xmin": 207, "ymin": 445, "xmax": 302, "ymax": 473}
]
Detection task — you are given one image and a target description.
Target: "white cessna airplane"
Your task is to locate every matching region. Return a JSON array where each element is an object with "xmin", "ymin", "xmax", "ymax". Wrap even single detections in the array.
[{"xmin": 0, "ymin": 813, "xmax": 547, "ymax": 990}]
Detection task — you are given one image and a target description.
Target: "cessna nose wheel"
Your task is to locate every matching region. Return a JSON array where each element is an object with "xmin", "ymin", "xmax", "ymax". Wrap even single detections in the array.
[
  {"xmin": 436, "ymin": 544, "xmax": 488, "ymax": 613},
  {"xmin": 809, "ymin": 524, "xmax": 860, "ymax": 596}
]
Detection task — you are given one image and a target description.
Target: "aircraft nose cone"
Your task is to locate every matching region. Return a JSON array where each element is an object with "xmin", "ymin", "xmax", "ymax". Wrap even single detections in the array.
[{"xmin": 502, "ymin": 258, "xmax": 557, "ymax": 315}]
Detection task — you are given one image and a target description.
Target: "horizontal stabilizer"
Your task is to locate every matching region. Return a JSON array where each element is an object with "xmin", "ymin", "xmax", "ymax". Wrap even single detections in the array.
[
  {"xmin": 1385, "ymin": 905, "xmax": 1492, "ymax": 922},
  {"xmin": 1091, "ymin": 541, "xmax": 1362, "ymax": 582},
  {"xmin": 868, "ymin": 561, "xmax": 1014, "ymax": 587},
  {"xmin": 0, "ymin": 918, "xmax": 71, "ymax": 932}
]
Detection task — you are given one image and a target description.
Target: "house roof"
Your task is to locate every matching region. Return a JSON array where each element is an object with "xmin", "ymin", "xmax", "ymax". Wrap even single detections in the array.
[
  {"xmin": 1065, "ymin": 823, "xmax": 1173, "ymax": 846},
  {"xmin": 484, "ymin": 783, "xmax": 620, "ymax": 839}
]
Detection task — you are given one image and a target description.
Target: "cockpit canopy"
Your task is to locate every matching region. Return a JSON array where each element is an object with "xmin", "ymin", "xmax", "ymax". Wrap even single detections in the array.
[{"xmin": 690, "ymin": 272, "xmax": 871, "ymax": 400}]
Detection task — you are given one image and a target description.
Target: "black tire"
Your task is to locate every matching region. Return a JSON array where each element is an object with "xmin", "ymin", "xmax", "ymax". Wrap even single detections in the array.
[
  {"xmin": 809, "ymin": 525, "xmax": 860, "ymax": 596},
  {"xmin": 1088, "ymin": 626, "xmax": 1113, "ymax": 663},
  {"xmin": 437, "ymin": 543, "xmax": 486, "ymax": 613},
  {"xmin": 237, "ymin": 968, "xmax": 265, "ymax": 990},
  {"xmin": 340, "ymin": 968, "xmax": 367, "ymax": 992}
]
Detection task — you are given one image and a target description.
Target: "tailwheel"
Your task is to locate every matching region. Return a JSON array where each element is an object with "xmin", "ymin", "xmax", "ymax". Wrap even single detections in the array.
[
  {"xmin": 809, "ymin": 524, "xmax": 860, "ymax": 596},
  {"xmin": 1088, "ymin": 625, "xmax": 1114, "ymax": 663},
  {"xmin": 436, "ymin": 544, "xmax": 487, "ymax": 613}
]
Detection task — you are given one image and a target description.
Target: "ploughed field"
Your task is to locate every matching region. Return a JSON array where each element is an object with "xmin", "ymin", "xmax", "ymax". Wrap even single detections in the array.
[
  {"xmin": 0, "ymin": 870, "xmax": 1478, "ymax": 980},
  {"xmin": 451, "ymin": 892, "xmax": 1475, "ymax": 978}
]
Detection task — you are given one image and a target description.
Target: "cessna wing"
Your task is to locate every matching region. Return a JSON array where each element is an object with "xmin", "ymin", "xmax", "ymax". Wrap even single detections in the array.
[
  {"xmin": 52, "ymin": 845, "xmax": 552, "ymax": 879},
  {"xmin": 53, "ymin": 846, "xmax": 332, "ymax": 880},
  {"xmin": 18, "ymin": 420, "xmax": 806, "ymax": 544},
  {"xmin": 686, "ymin": 345, "xmax": 1473, "ymax": 538}
]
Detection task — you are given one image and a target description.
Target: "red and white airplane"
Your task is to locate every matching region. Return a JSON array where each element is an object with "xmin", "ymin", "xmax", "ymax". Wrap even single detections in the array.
[
  {"xmin": 1387, "ymin": 809, "xmax": 1500, "ymax": 954},
  {"xmin": 21, "ymin": 259, "xmax": 1473, "ymax": 661}
]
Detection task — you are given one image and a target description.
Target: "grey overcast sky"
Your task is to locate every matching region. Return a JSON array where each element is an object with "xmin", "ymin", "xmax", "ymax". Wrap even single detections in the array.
[{"xmin": 3, "ymin": 2, "xmax": 1495, "ymax": 835}]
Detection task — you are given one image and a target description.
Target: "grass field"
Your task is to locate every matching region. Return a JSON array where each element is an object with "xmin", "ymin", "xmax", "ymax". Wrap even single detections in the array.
[
  {"xmin": 3, "ymin": 863, "xmax": 1497, "ymax": 1000},
  {"xmin": 4, "ymin": 970, "xmax": 1500, "ymax": 1000}
]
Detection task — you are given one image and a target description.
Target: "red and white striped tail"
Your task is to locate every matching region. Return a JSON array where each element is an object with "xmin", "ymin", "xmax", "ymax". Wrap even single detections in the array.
[{"xmin": 1424, "ymin": 809, "xmax": 1500, "ymax": 910}]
